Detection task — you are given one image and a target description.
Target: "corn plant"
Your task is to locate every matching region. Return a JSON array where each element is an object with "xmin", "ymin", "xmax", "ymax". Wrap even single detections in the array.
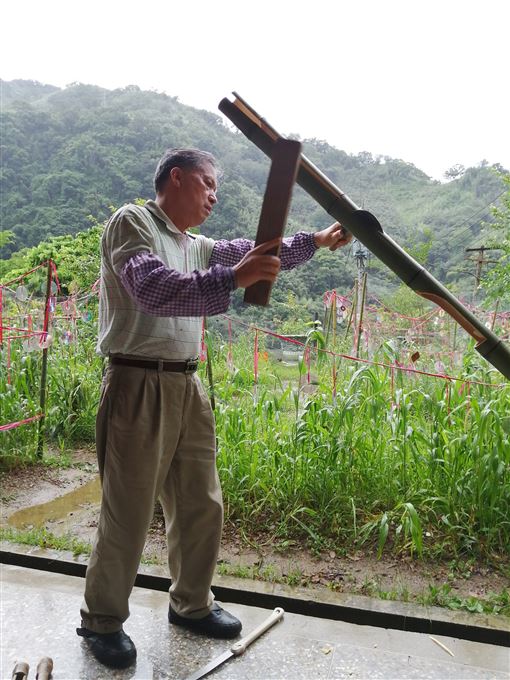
[{"xmin": 2, "ymin": 316, "xmax": 509, "ymax": 561}]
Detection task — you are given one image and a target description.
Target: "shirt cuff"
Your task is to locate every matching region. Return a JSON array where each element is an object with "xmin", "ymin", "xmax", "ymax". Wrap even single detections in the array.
[{"xmin": 226, "ymin": 267, "xmax": 238, "ymax": 290}]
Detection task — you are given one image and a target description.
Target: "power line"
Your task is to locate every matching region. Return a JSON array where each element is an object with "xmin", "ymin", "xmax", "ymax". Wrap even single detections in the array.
[
  {"xmin": 452, "ymin": 188, "xmax": 506, "ymax": 232},
  {"xmin": 434, "ymin": 188, "xmax": 507, "ymax": 249},
  {"xmin": 448, "ymin": 213, "xmax": 495, "ymax": 249}
]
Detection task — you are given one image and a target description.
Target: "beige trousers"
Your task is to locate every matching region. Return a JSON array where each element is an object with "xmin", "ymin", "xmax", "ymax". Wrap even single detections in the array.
[{"xmin": 80, "ymin": 364, "xmax": 223, "ymax": 633}]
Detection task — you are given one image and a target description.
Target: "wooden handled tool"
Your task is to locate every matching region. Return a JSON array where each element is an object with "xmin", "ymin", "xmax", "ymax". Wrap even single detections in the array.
[
  {"xmin": 11, "ymin": 662, "xmax": 29, "ymax": 680},
  {"xmin": 36, "ymin": 657, "xmax": 53, "ymax": 680},
  {"xmin": 185, "ymin": 607, "xmax": 284, "ymax": 680}
]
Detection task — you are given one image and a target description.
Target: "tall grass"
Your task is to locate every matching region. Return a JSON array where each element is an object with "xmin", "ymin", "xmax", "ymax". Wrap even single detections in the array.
[
  {"xmin": 0, "ymin": 348, "xmax": 42, "ymax": 459},
  {"xmin": 1, "ymin": 323, "xmax": 509, "ymax": 561},
  {"xmin": 210, "ymin": 333, "xmax": 510, "ymax": 559},
  {"xmin": 0, "ymin": 325, "xmax": 101, "ymax": 463}
]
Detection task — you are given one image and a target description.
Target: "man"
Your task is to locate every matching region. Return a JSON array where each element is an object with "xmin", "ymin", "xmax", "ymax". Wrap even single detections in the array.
[{"xmin": 77, "ymin": 148, "xmax": 352, "ymax": 668}]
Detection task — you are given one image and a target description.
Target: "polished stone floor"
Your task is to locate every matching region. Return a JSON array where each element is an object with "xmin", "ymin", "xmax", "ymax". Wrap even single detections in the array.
[{"xmin": 1, "ymin": 563, "xmax": 509, "ymax": 679}]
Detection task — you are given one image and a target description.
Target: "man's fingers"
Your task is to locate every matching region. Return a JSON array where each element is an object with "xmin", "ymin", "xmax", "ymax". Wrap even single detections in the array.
[
  {"xmin": 331, "ymin": 224, "xmax": 348, "ymax": 239},
  {"xmin": 259, "ymin": 255, "xmax": 281, "ymax": 266},
  {"xmin": 255, "ymin": 255, "xmax": 281, "ymax": 276},
  {"xmin": 233, "ymin": 251, "xmax": 281, "ymax": 288},
  {"xmin": 341, "ymin": 229, "xmax": 353, "ymax": 245},
  {"xmin": 330, "ymin": 225, "xmax": 352, "ymax": 249}
]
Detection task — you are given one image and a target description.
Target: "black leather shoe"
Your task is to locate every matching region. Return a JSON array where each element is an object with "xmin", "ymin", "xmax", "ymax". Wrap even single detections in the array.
[
  {"xmin": 168, "ymin": 602, "xmax": 242, "ymax": 639},
  {"xmin": 76, "ymin": 627, "xmax": 137, "ymax": 668}
]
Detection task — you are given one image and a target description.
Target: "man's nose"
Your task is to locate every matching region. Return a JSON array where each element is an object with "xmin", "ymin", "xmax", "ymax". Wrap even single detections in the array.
[{"xmin": 209, "ymin": 191, "xmax": 218, "ymax": 205}]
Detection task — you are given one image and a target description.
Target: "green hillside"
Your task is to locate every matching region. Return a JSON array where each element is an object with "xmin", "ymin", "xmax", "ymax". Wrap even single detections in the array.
[{"xmin": 1, "ymin": 79, "xmax": 507, "ymax": 322}]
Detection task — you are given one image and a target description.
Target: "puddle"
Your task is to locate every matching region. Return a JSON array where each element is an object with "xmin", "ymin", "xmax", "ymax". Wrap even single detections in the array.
[{"xmin": 7, "ymin": 477, "xmax": 101, "ymax": 529}]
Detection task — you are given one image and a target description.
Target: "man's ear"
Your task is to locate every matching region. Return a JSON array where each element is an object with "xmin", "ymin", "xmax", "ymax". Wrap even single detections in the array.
[{"xmin": 170, "ymin": 167, "xmax": 182, "ymax": 187}]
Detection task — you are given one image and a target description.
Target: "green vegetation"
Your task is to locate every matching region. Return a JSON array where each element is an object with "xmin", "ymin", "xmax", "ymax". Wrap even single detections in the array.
[
  {"xmin": 2, "ymin": 79, "xmax": 509, "ymax": 320},
  {"xmin": 211, "ymin": 339, "xmax": 509, "ymax": 561},
  {"xmin": 217, "ymin": 560, "xmax": 289, "ymax": 584},
  {"xmin": 0, "ymin": 526, "xmax": 162, "ymax": 567},
  {"xmin": 0, "ymin": 220, "xmax": 103, "ymax": 293},
  {"xmin": 417, "ymin": 583, "xmax": 510, "ymax": 616},
  {"xmin": 217, "ymin": 557, "xmax": 509, "ymax": 616},
  {"xmin": 482, "ymin": 173, "xmax": 510, "ymax": 305},
  {"xmin": 2, "ymin": 316, "xmax": 508, "ymax": 564},
  {"xmin": 1, "ymin": 79, "xmax": 509, "ymax": 591},
  {"xmin": 0, "ymin": 332, "xmax": 102, "ymax": 461},
  {"xmin": 0, "ymin": 526, "xmax": 91, "ymax": 557},
  {"xmin": 361, "ymin": 578, "xmax": 510, "ymax": 616}
]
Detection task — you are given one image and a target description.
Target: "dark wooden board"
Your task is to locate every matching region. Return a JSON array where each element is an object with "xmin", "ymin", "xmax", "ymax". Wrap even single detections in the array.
[{"xmin": 244, "ymin": 138, "xmax": 302, "ymax": 306}]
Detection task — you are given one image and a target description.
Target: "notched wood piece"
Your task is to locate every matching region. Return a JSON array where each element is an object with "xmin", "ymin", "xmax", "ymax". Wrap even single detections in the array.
[{"xmin": 244, "ymin": 138, "xmax": 302, "ymax": 306}]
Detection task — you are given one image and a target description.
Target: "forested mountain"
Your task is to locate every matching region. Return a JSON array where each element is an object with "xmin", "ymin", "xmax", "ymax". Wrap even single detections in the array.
[{"xmin": 1, "ymin": 79, "xmax": 507, "ymax": 322}]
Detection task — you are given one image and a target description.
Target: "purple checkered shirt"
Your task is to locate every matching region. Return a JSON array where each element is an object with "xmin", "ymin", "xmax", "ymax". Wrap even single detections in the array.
[{"xmin": 120, "ymin": 233, "xmax": 317, "ymax": 317}]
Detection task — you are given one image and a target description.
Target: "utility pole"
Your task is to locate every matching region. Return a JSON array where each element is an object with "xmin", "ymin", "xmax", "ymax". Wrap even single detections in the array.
[{"xmin": 465, "ymin": 246, "xmax": 501, "ymax": 302}]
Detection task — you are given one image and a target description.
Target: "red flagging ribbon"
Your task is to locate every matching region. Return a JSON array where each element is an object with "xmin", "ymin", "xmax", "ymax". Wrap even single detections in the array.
[
  {"xmin": 0, "ymin": 413, "xmax": 44, "ymax": 432},
  {"xmin": 2, "ymin": 259, "xmax": 60, "ymax": 290},
  {"xmin": 227, "ymin": 318, "xmax": 233, "ymax": 370},
  {"xmin": 221, "ymin": 314, "xmax": 506, "ymax": 389},
  {"xmin": 304, "ymin": 345, "xmax": 311, "ymax": 384},
  {"xmin": 1, "ymin": 261, "xmax": 49, "ymax": 288},
  {"xmin": 50, "ymin": 260, "xmax": 61, "ymax": 293},
  {"xmin": 7, "ymin": 338, "xmax": 11, "ymax": 384},
  {"xmin": 253, "ymin": 329, "xmax": 259, "ymax": 383}
]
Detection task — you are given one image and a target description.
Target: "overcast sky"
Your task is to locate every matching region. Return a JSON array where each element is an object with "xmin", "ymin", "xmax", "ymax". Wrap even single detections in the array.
[{"xmin": 2, "ymin": 0, "xmax": 508, "ymax": 181}]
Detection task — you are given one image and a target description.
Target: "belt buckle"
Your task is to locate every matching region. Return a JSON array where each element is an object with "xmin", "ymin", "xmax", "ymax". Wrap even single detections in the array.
[{"xmin": 184, "ymin": 358, "xmax": 198, "ymax": 374}]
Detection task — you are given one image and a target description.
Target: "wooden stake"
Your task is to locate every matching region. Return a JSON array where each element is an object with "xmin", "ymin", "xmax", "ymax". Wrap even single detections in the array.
[
  {"xmin": 37, "ymin": 261, "xmax": 52, "ymax": 458},
  {"xmin": 355, "ymin": 272, "xmax": 368, "ymax": 358}
]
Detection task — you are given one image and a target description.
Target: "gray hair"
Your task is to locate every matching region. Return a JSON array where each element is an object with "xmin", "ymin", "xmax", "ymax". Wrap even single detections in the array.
[{"xmin": 154, "ymin": 148, "xmax": 220, "ymax": 193}]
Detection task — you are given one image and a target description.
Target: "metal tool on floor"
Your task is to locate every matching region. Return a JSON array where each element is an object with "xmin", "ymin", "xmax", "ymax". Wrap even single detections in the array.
[
  {"xmin": 185, "ymin": 607, "xmax": 284, "ymax": 680},
  {"xmin": 11, "ymin": 662, "xmax": 29, "ymax": 680},
  {"xmin": 11, "ymin": 657, "xmax": 53, "ymax": 680},
  {"xmin": 36, "ymin": 657, "xmax": 53, "ymax": 679}
]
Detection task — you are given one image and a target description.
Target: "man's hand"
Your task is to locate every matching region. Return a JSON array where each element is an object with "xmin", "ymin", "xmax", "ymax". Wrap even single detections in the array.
[
  {"xmin": 233, "ymin": 238, "xmax": 282, "ymax": 289},
  {"xmin": 314, "ymin": 222, "xmax": 352, "ymax": 251}
]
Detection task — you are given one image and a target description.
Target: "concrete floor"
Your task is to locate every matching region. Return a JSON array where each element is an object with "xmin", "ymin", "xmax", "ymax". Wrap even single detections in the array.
[{"xmin": 1, "ymin": 563, "xmax": 509, "ymax": 680}]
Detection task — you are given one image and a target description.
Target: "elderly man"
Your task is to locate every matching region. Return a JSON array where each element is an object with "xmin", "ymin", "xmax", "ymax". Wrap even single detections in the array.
[{"xmin": 77, "ymin": 148, "xmax": 351, "ymax": 668}]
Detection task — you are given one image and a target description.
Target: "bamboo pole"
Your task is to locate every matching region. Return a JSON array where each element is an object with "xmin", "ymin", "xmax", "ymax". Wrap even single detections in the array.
[
  {"xmin": 323, "ymin": 295, "xmax": 333, "ymax": 347},
  {"xmin": 37, "ymin": 261, "xmax": 53, "ymax": 458},
  {"xmin": 331, "ymin": 292, "xmax": 337, "ymax": 399},
  {"xmin": 355, "ymin": 272, "xmax": 368, "ymax": 358},
  {"xmin": 344, "ymin": 286, "xmax": 357, "ymax": 344},
  {"xmin": 218, "ymin": 94, "xmax": 510, "ymax": 380},
  {"xmin": 491, "ymin": 299, "xmax": 500, "ymax": 332},
  {"xmin": 203, "ymin": 318, "xmax": 216, "ymax": 411},
  {"xmin": 0, "ymin": 286, "xmax": 3, "ymax": 348}
]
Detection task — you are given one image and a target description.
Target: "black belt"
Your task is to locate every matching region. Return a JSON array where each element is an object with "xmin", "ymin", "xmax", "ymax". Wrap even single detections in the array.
[{"xmin": 110, "ymin": 357, "xmax": 199, "ymax": 373}]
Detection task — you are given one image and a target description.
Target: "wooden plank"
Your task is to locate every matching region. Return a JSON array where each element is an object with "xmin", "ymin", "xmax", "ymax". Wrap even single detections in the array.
[{"xmin": 244, "ymin": 138, "xmax": 302, "ymax": 306}]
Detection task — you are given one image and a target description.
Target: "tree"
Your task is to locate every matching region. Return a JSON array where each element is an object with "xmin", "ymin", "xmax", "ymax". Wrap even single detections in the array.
[
  {"xmin": 0, "ymin": 220, "xmax": 103, "ymax": 293},
  {"xmin": 0, "ymin": 230, "xmax": 15, "ymax": 251},
  {"xmin": 1, "ymin": 79, "xmax": 508, "ymax": 322},
  {"xmin": 444, "ymin": 164, "xmax": 465, "ymax": 181},
  {"xmin": 481, "ymin": 173, "xmax": 510, "ymax": 305}
]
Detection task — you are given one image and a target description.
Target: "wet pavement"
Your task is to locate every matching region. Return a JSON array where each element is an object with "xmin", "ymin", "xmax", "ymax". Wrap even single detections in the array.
[{"xmin": 1, "ymin": 562, "xmax": 509, "ymax": 679}]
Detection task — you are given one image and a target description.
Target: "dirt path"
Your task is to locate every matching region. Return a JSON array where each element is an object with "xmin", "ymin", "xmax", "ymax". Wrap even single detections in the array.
[{"xmin": 1, "ymin": 448, "xmax": 508, "ymax": 613}]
